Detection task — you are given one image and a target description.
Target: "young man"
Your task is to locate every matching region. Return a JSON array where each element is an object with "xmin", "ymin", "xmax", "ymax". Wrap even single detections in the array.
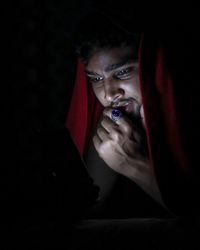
[
  {"xmin": 66, "ymin": 10, "xmax": 200, "ymax": 218},
  {"xmin": 81, "ymin": 40, "xmax": 166, "ymax": 210}
]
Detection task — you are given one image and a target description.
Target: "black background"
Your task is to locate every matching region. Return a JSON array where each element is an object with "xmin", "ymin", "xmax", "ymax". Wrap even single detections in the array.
[{"xmin": 3, "ymin": 1, "xmax": 200, "ymax": 248}]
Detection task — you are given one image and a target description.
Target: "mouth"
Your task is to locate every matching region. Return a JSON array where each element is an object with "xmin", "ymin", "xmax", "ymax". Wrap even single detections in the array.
[{"xmin": 112, "ymin": 99, "xmax": 141, "ymax": 118}]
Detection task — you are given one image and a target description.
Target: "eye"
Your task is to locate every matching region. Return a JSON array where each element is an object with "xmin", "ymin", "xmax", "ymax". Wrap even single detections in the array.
[
  {"xmin": 88, "ymin": 76, "xmax": 104, "ymax": 84},
  {"xmin": 116, "ymin": 67, "xmax": 133, "ymax": 78}
]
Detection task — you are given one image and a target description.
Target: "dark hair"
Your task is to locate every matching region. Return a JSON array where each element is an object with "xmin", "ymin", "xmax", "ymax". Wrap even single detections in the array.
[{"xmin": 74, "ymin": 11, "xmax": 141, "ymax": 64}]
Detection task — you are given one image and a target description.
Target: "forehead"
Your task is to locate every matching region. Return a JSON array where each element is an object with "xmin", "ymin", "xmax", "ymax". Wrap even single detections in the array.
[{"xmin": 86, "ymin": 46, "xmax": 136, "ymax": 72}]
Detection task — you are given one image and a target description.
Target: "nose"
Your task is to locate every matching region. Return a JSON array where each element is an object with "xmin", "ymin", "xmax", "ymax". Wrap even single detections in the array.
[{"xmin": 104, "ymin": 80, "xmax": 125, "ymax": 103}]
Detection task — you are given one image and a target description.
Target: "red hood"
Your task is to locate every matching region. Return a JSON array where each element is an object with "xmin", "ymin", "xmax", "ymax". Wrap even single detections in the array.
[{"xmin": 66, "ymin": 33, "xmax": 199, "ymax": 215}]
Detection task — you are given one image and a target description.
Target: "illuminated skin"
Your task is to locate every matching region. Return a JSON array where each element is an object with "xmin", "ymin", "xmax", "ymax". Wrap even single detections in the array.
[
  {"xmin": 85, "ymin": 47, "xmax": 144, "ymax": 125},
  {"xmin": 85, "ymin": 46, "xmax": 164, "ymax": 206}
]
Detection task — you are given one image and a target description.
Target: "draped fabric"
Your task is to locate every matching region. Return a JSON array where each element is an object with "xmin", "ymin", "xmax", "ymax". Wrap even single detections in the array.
[
  {"xmin": 138, "ymin": 33, "xmax": 199, "ymax": 215},
  {"xmin": 66, "ymin": 59, "xmax": 103, "ymax": 156},
  {"xmin": 66, "ymin": 33, "xmax": 199, "ymax": 215}
]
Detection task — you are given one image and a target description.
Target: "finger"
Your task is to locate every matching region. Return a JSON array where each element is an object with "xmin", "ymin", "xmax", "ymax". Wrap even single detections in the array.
[
  {"xmin": 93, "ymin": 134, "xmax": 101, "ymax": 151},
  {"xmin": 103, "ymin": 108, "xmax": 132, "ymax": 134},
  {"xmin": 101, "ymin": 116, "xmax": 118, "ymax": 133},
  {"xmin": 96, "ymin": 126, "xmax": 109, "ymax": 141},
  {"xmin": 103, "ymin": 108, "xmax": 143, "ymax": 143}
]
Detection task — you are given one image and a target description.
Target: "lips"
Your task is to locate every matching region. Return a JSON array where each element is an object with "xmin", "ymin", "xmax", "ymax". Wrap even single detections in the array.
[
  {"xmin": 113, "ymin": 99, "xmax": 140, "ymax": 117},
  {"xmin": 112, "ymin": 100, "xmax": 144, "ymax": 127},
  {"xmin": 124, "ymin": 101, "xmax": 135, "ymax": 113}
]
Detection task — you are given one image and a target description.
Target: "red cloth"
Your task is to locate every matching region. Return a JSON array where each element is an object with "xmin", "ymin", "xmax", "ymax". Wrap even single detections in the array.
[
  {"xmin": 66, "ymin": 59, "xmax": 103, "ymax": 156},
  {"xmin": 66, "ymin": 33, "xmax": 199, "ymax": 214},
  {"xmin": 138, "ymin": 34, "xmax": 193, "ymax": 214}
]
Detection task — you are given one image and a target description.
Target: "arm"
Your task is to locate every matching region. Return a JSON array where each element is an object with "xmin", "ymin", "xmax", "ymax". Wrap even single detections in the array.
[
  {"xmin": 85, "ymin": 141, "xmax": 119, "ymax": 201},
  {"xmin": 93, "ymin": 108, "xmax": 167, "ymax": 209}
]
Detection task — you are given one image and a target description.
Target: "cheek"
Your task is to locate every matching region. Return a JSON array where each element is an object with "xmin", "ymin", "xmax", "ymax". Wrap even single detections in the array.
[
  {"xmin": 124, "ymin": 81, "xmax": 138, "ymax": 95},
  {"xmin": 125, "ymin": 78, "xmax": 141, "ymax": 99},
  {"xmin": 93, "ymin": 86, "xmax": 107, "ymax": 107}
]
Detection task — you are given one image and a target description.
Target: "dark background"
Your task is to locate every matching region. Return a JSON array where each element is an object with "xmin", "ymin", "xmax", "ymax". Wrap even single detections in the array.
[
  {"xmin": 11, "ymin": 1, "xmax": 200, "ymax": 137},
  {"xmin": 3, "ymin": 1, "xmax": 200, "ymax": 248},
  {"xmin": 5, "ymin": 1, "xmax": 97, "ymax": 247}
]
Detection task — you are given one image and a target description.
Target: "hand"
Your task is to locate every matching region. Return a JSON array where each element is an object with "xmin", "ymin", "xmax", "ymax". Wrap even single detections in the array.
[
  {"xmin": 93, "ymin": 108, "xmax": 150, "ymax": 182},
  {"xmin": 93, "ymin": 108, "xmax": 165, "ymax": 206}
]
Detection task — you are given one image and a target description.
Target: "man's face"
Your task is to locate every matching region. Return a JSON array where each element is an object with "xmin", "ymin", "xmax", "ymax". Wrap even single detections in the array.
[{"xmin": 85, "ymin": 46, "xmax": 144, "ymax": 124}]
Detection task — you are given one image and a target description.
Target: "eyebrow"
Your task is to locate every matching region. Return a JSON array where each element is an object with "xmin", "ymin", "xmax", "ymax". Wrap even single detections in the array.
[
  {"xmin": 85, "ymin": 70, "xmax": 100, "ymax": 76},
  {"xmin": 105, "ymin": 57, "xmax": 134, "ymax": 72},
  {"xmin": 85, "ymin": 56, "xmax": 134, "ymax": 76}
]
